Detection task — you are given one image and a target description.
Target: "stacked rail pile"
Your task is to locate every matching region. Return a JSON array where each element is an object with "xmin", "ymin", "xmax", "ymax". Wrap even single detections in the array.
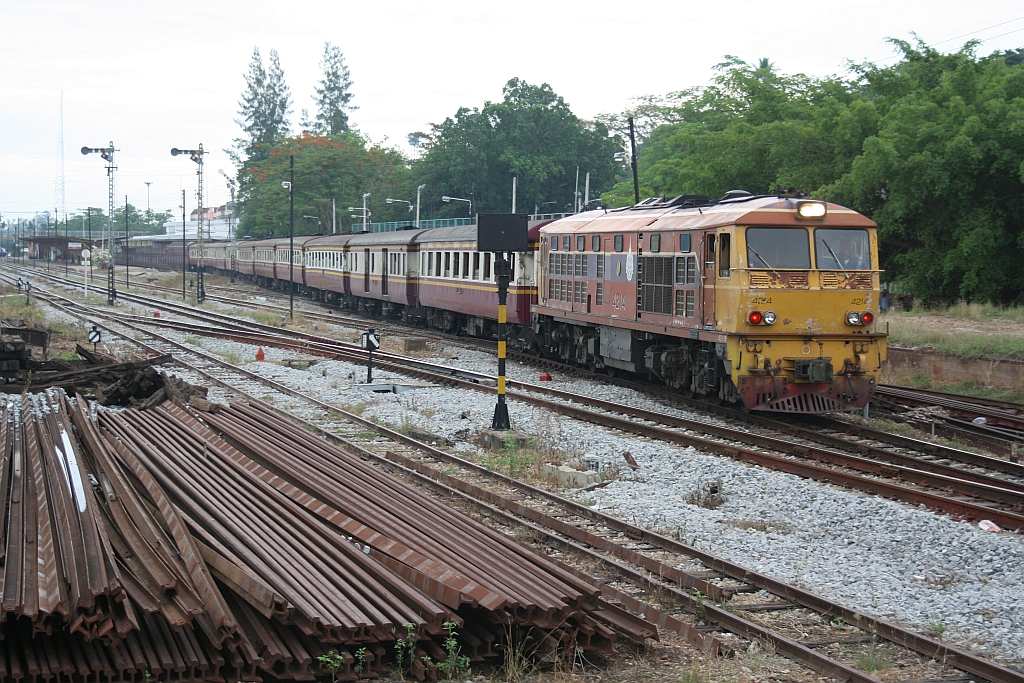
[{"xmin": 0, "ymin": 391, "xmax": 630, "ymax": 681}]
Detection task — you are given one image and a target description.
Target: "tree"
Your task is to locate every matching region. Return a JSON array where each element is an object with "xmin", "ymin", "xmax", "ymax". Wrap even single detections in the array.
[
  {"xmin": 826, "ymin": 39, "xmax": 1024, "ymax": 304},
  {"xmin": 230, "ymin": 47, "xmax": 292, "ymax": 165},
  {"xmin": 310, "ymin": 42, "xmax": 356, "ymax": 135},
  {"xmin": 237, "ymin": 132, "xmax": 409, "ymax": 238},
  {"xmin": 411, "ymin": 78, "xmax": 620, "ymax": 216}
]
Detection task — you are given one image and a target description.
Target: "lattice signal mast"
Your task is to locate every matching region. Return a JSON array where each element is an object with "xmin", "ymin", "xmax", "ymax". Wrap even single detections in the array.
[
  {"xmin": 171, "ymin": 144, "xmax": 206, "ymax": 301},
  {"xmin": 80, "ymin": 141, "xmax": 117, "ymax": 250}
]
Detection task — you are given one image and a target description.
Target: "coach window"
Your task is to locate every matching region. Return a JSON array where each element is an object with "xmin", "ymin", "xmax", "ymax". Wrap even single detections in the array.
[
  {"xmin": 577, "ymin": 235, "xmax": 585, "ymax": 251},
  {"xmin": 719, "ymin": 233, "xmax": 731, "ymax": 277},
  {"xmin": 705, "ymin": 234, "xmax": 716, "ymax": 269},
  {"xmin": 614, "ymin": 234, "xmax": 623, "ymax": 252},
  {"xmin": 484, "ymin": 253, "xmax": 492, "ymax": 280},
  {"xmin": 473, "ymin": 253, "xmax": 481, "ymax": 279},
  {"xmin": 452, "ymin": 252, "xmax": 460, "ymax": 278},
  {"xmin": 650, "ymin": 233, "xmax": 661, "ymax": 253},
  {"xmin": 462, "ymin": 252, "xmax": 470, "ymax": 279},
  {"xmin": 679, "ymin": 233, "xmax": 691, "ymax": 252}
]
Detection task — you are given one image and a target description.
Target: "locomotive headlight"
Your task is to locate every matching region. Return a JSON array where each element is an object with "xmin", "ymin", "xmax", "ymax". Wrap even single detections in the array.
[
  {"xmin": 796, "ymin": 201, "xmax": 827, "ymax": 218},
  {"xmin": 763, "ymin": 311, "xmax": 776, "ymax": 325},
  {"xmin": 846, "ymin": 311, "xmax": 862, "ymax": 325}
]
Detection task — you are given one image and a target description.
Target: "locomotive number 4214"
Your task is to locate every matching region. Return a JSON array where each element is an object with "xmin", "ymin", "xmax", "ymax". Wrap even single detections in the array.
[{"xmin": 751, "ymin": 296, "xmax": 772, "ymax": 305}]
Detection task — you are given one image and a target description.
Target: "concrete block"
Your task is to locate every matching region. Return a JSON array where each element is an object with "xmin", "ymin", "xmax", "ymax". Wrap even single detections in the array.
[
  {"xmin": 480, "ymin": 430, "xmax": 530, "ymax": 453},
  {"xmin": 541, "ymin": 463, "xmax": 600, "ymax": 488},
  {"xmin": 401, "ymin": 337, "xmax": 429, "ymax": 352}
]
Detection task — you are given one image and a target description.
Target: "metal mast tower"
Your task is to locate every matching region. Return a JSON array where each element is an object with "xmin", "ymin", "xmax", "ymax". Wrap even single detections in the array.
[{"xmin": 171, "ymin": 144, "xmax": 206, "ymax": 301}]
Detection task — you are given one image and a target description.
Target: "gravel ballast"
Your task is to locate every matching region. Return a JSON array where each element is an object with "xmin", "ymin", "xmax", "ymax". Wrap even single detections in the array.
[{"xmin": 39, "ymin": 296, "xmax": 1024, "ymax": 668}]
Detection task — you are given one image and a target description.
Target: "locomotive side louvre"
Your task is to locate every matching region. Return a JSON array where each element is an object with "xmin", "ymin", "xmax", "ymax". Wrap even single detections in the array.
[{"xmin": 533, "ymin": 196, "xmax": 886, "ymax": 413}]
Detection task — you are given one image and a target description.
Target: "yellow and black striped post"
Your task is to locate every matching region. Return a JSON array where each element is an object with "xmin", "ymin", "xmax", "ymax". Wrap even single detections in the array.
[{"xmin": 491, "ymin": 251, "xmax": 512, "ymax": 430}]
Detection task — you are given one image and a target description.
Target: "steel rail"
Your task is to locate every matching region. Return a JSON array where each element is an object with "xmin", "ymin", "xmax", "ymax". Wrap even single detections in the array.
[{"xmin": 14, "ymin": 278, "xmax": 1024, "ymax": 683}]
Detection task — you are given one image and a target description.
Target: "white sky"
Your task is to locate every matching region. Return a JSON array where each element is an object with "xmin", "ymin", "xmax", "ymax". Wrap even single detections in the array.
[{"xmin": 2, "ymin": 0, "xmax": 1022, "ymax": 221}]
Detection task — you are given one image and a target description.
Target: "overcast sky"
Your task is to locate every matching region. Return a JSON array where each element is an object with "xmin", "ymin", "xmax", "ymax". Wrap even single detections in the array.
[{"xmin": 2, "ymin": 0, "xmax": 1022, "ymax": 222}]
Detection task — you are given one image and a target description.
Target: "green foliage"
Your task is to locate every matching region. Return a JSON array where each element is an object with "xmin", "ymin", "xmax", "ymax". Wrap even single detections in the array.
[
  {"xmin": 317, "ymin": 650, "xmax": 345, "ymax": 681},
  {"xmin": 482, "ymin": 436, "xmax": 536, "ymax": 478},
  {"xmin": 393, "ymin": 623, "xmax": 418, "ymax": 676},
  {"xmin": 305, "ymin": 42, "xmax": 356, "ymax": 135},
  {"xmin": 231, "ymin": 47, "xmax": 292, "ymax": 165},
  {"xmin": 435, "ymin": 621, "xmax": 471, "ymax": 679},
  {"xmin": 237, "ymin": 132, "xmax": 408, "ymax": 237},
  {"xmin": 617, "ymin": 45, "xmax": 1024, "ymax": 304},
  {"xmin": 411, "ymin": 78, "xmax": 621, "ymax": 216}
]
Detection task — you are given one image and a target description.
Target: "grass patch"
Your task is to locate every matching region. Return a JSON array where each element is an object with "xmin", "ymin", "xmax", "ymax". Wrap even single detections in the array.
[
  {"xmin": 886, "ymin": 315, "xmax": 1024, "ymax": 360},
  {"xmin": 882, "ymin": 367, "xmax": 1024, "ymax": 404},
  {"xmin": 184, "ymin": 336, "xmax": 200, "ymax": 345},
  {"xmin": 932, "ymin": 301, "xmax": 1024, "ymax": 323},
  {"xmin": 0, "ymin": 296, "xmax": 46, "ymax": 327},
  {"xmin": 482, "ymin": 436, "xmax": 538, "ymax": 479},
  {"xmin": 854, "ymin": 638, "xmax": 892, "ymax": 673}
]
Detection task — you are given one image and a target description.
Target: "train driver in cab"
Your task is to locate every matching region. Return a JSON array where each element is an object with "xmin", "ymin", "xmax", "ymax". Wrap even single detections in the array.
[{"xmin": 838, "ymin": 238, "xmax": 868, "ymax": 270}]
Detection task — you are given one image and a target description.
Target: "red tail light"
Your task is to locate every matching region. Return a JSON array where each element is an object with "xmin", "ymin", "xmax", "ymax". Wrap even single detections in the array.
[
  {"xmin": 861, "ymin": 311, "xmax": 874, "ymax": 324},
  {"xmin": 748, "ymin": 311, "xmax": 763, "ymax": 325}
]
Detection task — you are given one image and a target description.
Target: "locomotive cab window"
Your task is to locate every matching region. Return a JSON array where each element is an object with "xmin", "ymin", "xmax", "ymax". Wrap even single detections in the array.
[
  {"xmin": 814, "ymin": 228, "xmax": 871, "ymax": 270},
  {"xmin": 705, "ymin": 234, "xmax": 716, "ymax": 269},
  {"xmin": 614, "ymin": 234, "xmax": 623, "ymax": 252},
  {"xmin": 745, "ymin": 227, "xmax": 811, "ymax": 269}
]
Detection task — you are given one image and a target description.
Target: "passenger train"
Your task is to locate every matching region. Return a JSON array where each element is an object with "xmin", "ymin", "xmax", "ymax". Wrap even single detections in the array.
[{"xmin": 119, "ymin": 192, "xmax": 886, "ymax": 413}]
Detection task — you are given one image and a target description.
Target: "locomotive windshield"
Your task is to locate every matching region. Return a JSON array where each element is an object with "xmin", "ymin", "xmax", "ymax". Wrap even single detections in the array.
[
  {"xmin": 744, "ymin": 227, "xmax": 810, "ymax": 269},
  {"xmin": 815, "ymin": 229, "xmax": 871, "ymax": 270}
]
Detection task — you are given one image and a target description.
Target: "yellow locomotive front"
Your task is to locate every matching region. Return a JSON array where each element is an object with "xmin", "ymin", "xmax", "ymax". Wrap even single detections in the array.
[{"xmin": 716, "ymin": 200, "xmax": 886, "ymax": 412}]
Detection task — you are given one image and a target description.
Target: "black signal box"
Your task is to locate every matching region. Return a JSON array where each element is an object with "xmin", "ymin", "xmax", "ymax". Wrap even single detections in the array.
[{"xmin": 477, "ymin": 214, "xmax": 528, "ymax": 253}]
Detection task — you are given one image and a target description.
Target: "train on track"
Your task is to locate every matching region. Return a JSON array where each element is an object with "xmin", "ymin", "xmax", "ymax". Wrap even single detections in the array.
[{"xmin": 120, "ymin": 191, "xmax": 887, "ymax": 413}]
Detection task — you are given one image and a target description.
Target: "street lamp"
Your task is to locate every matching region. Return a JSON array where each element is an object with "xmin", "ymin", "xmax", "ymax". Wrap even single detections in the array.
[
  {"xmin": 302, "ymin": 214, "xmax": 323, "ymax": 232},
  {"xmin": 441, "ymin": 195, "xmax": 473, "ymax": 217},
  {"xmin": 171, "ymin": 144, "xmax": 207, "ymax": 301},
  {"xmin": 348, "ymin": 192, "xmax": 370, "ymax": 232},
  {"xmin": 385, "ymin": 198, "xmax": 413, "ymax": 224},
  {"xmin": 416, "ymin": 183, "xmax": 426, "ymax": 228}
]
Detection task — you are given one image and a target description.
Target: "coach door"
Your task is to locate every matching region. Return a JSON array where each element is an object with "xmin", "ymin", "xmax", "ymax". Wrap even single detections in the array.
[
  {"xmin": 363, "ymin": 249, "xmax": 371, "ymax": 292},
  {"xmin": 701, "ymin": 233, "xmax": 716, "ymax": 327}
]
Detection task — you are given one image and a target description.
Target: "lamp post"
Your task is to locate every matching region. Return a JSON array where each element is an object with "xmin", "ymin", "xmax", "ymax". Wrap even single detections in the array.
[
  {"xmin": 171, "ymin": 144, "xmax": 206, "ymax": 301},
  {"xmin": 348, "ymin": 192, "xmax": 371, "ymax": 232},
  {"xmin": 144, "ymin": 181, "xmax": 152, "ymax": 213},
  {"xmin": 441, "ymin": 195, "xmax": 473, "ymax": 217},
  {"xmin": 282, "ymin": 154, "xmax": 294, "ymax": 320},
  {"xmin": 416, "ymin": 183, "xmax": 426, "ymax": 228}
]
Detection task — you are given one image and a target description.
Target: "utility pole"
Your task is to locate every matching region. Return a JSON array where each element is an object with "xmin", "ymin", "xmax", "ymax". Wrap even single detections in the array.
[
  {"xmin": 124, "ymin": 195, "xmax": 130, "ymax": 288},
  {"xmin": 628, "ymin": 117, "xmax": 640, "ymax": 205},
  {"xmin": 144, "ymin": 181, "xmax": 152, "ymax": 212},
  {"xmin": 288, "ymin": 155, "xmax": 295, "ymax": 320}
]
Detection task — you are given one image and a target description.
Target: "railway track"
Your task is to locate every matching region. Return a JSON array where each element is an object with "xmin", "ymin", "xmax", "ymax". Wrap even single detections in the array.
[
  {"xmin": 14, "ymin": 277, "xmax": 1024, "ymax": 683},
  {"xmin": 8, "ymin": 266, "xmax": 1024, "ymax": 531}
]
